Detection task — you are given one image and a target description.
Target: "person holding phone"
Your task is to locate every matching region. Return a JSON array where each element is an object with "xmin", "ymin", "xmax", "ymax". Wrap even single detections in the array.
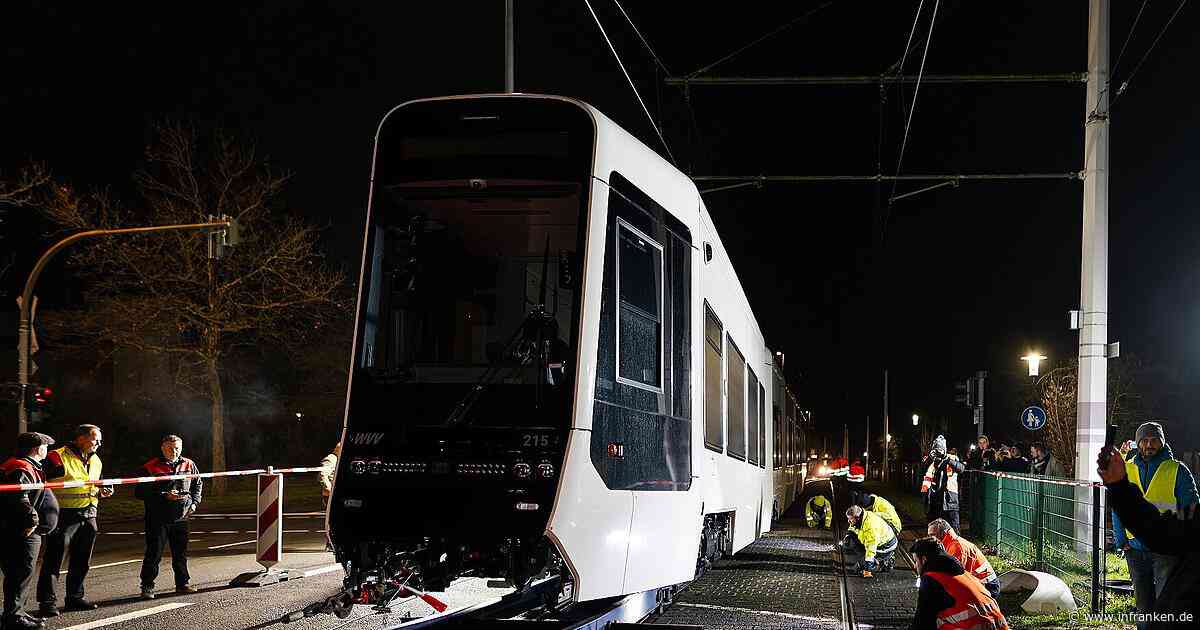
[
  {"xmin": 1099, "ymin": 424, "xmax": 1199, "ymax": 629},
  {"xmin": 134, "ymin": 435, "xmax": 202, "ymax": 600}
]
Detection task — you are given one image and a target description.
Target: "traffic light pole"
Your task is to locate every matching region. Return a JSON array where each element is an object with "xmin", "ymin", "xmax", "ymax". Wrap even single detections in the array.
[{"xmin": 16, "ymin": 220, "xmax": 233, "ymax": 434}]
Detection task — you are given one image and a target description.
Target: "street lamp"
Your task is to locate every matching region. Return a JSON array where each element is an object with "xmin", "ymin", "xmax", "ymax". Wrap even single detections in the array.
[
  {"xmin": 295, "ymin": 412, "xmax": 303, "ymax": 422},
  {"xmin": 912, "ymin": 413, "xmax": 919, "ymax": 426},
  {"xmin": 1021, "ymin": 351, "xmax": 1048, "ymax": 377}
]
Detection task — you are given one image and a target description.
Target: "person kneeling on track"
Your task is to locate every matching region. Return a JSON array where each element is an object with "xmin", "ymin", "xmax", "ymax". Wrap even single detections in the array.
[
  {"xmin": 909, "ymin": 536, "xmax": 1008, "ymax": 630},
  {"xmin": 805, "ymin": 493, "xmax": 832, "ymax": 529},
  {"xmin": 841, "ymin": 505, "xmax": 897, "ymax": 578},
  {"xmin": 857, "ymin": 492, "xmax": 902, "ymax": 533},
  {"xmin": 927, "ymin": 518, "xmax": 1000, "ymax": 598}
]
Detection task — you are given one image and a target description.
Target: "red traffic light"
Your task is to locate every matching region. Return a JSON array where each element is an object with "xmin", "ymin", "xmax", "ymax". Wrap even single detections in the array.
[{"xmin": 32, "ymin": 387, "xmax": 52, "ymax": 405}]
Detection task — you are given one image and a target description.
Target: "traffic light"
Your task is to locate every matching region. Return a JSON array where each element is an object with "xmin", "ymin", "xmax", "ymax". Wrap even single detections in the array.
[
  {"xmin": 26, "ymin": 384, "xmax": 53, "ymax": 423},
  {"xmin": 954, "ymin": 379, "xmax": 974, "ymax": 407}
]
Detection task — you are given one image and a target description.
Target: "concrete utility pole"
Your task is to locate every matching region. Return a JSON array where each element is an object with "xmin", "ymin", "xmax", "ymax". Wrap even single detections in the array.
[
  {"xmin": 1077, "ymin": 0, "xmax": 1109, "ymax": 484},
  {"xmin": 504, "ymin": 0, "xmax": 515, "ymax": 93},
  {"xmin": 1074, "ymin": 0, "xmax": 1109, "ymax": 560}
]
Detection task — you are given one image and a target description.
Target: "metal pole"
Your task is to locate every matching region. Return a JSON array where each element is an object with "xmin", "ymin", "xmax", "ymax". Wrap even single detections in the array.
[
  {"xmin": 882, "ymin": 369, "xmax": 889, "ymax": 483},
  {"xmin": 504, "ymin": 0, "xmax": 515, "ymax": 93},
  {"xmin": 1077, "ymin": 0, "xmax": 1109, "ymax": 556},
  {"xmin": 1091, "ymin": 484, "xmax": 1102, "ymax": 613},
  {"xmin": 665, "ymin": 73, "xmax": 1087, "ymax": 86},
  {"xmin": 16, "ymin": 221, "xmax": 232, "ymax": 432}
]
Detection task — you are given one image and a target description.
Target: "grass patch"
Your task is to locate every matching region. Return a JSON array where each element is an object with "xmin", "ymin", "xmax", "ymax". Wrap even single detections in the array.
[
  {"xmin": 987, "ymin": 551, "xmax": 1136, "ymax": 629},
  {"xmin": 96, "ymin": 473, "xmax": 325, "ymax": 524}
]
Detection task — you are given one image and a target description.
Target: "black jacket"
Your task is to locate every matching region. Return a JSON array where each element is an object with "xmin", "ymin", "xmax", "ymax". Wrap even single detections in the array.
[
  {"xmin": 924, "ymin": 455, "xmax": 965, "ymax": 512},
  {"xmin": 134, "ymin": 456, "xmax": 203, "ymax": 523},
  {"xmin": 1107, "ymin": 478, "xmax": 1199, "ymax": 628},
  {"xmin": 910, "ymin": 552, "xmax": 967, "ymax": 630},
  {"xmin": 0, "ymin": 457, "xmax": 58, "ymax": 535}
]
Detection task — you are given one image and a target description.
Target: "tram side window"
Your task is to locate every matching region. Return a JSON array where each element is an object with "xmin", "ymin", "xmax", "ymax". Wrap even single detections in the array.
[
  {"xmin": 746, "ymin": 368, "xmax": 760, "ymax": 465},
  {"xmin": 703, "ymin": 303, "xmax": 724, "ymax": 452},
  {"xmin": 726, "ymin": 336, "xmax": 746, "ymax": 460},
  {"xmin": 758, "ymin": 382, "xmax": 766, "ymax": 468},
  {"xmin": 616, "ymin": 220, "xmax": 663, "ymax": 390},
  {"xmin": 773, "ymin": 407, "xmax": 781, "ymax": 470}
]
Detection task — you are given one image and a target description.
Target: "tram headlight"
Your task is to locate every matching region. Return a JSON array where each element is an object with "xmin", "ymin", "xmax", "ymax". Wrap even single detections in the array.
[
  {"xmin": 513, "ymin": 462, "xmax": 532, "ymax": 479},
  {"xmin": 536, "ymin": 462, "xmax": 555, "ymax": 480},
  {"xmin": 351, "ymin": 459, "xmax": 367, "ymax": 475}
]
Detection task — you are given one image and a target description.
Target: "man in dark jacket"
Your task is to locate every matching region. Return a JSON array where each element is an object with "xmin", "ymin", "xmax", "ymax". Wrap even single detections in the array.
[
  {"xmin": 920, "ymin": 435, "xmax": 965, "ymax": 532},
  {"xmin": 135, "ymin": 435, "xmax": 202, "ymax": 599},
  {"xmin": 1100, "ymin": 425, "xmax": 1198, "ymax": 630},
  {"xmin": 908, "ymin": 536, "xmax": 1007, "ymax": 630},
  {"xmin": 1030, "ymin": 442, "xmax": 1067, "ymax": 478},
  {"xmin": 2, "ymin": 432, "xmax": 58, "ymax": 629}
]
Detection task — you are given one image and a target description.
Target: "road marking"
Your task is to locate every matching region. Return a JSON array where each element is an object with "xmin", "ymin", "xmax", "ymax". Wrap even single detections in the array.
[
  {"xmin": 283, "ymin": 530, "xmax": 310, "ymax": 533},
  {"xmin": 193, "ymin": 512, "xmax": 323, "ymax": 518},
  {"xmin": 209, "ymin": 530, "xmax": 240, "ymax": 534},
  {"xmin": 57, "ymin": 602, "xmax": 193, "ymax": 630},
  {"xmin": 207, "ymin": 539, "xmax": 256, "ymax": 550},
  {"xmin": 304, "ymin": 564, "xmax": 343, "ymax": 577},
  {"xmin": 675, "ymin": 602, "xmax": 837, "ymax": 622}
]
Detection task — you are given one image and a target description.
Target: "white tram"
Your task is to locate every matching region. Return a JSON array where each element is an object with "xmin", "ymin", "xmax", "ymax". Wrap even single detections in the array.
[{"xmin": 330, "ymin": 94, "xmax": 809, "ymax": 606}]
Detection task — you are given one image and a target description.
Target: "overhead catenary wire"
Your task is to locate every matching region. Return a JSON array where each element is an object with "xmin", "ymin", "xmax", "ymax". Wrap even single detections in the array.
[
  {"xmin": 884, "ymin": 0, "xmax": 941, "ymax": 237},
  {"xmin": 685, "ymin": 1, "xmax": 837, "ymax": 79},
  {"xmin": 583, "ymin": 0, "xmax": 677, "ymax": 166},
  {"xmin": 1111, "ymin": 0, "xmax": 1189, "ymax": 106},
  {"xmin": 612, "ymin": 0, "xmax": 671, "ymax": 76},
  {"xmin": 1110, "ymin": 0, "xmax": 1150, "ymax": 79}
]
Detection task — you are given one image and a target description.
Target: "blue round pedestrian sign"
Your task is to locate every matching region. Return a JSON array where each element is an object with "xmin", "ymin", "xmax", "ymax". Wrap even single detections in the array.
[{"xmin": 1021, "ymin": 406, "xmax": 1048, "ymax": 431}]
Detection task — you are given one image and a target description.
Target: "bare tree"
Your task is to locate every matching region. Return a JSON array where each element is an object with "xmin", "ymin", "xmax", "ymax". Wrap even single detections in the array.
[
  {"xmin": 0, "ymin": 163, "xmax": 51, "ymax": 285},
  {"xmin": 31, "ymin": 124, "xmax": 346, "ymax": 493},
  {"xmin": 1032, "ymin": 357, "xmax": 1151, "ymax": 478}
]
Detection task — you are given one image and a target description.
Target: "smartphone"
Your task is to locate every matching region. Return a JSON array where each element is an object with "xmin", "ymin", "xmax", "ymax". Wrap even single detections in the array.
[{"xmin": 1105, "ymin": 424, "xmax": 1119, "ymax": 449}]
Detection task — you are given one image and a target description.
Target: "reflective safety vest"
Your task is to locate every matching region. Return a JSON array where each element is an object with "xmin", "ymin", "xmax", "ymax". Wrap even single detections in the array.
[
  {"xmin": 922, "ymin": 458, "xmax": 960, "ymax": 496},
  {"xmin": 940, "ymin": 531, "xmax": 998, "ymax": 586},
  {"xmin": 925, "ymin": 571, "xmax": 1008, "ymax": 630},
  {"xmin": 848, "ymin": 462, "xmax": 865, "ymax": 483},
  {"xmin": 830, "ymin": 457, "xmax": 849, "ymax": 477},
  {"xmin": 806, "ymin": 495, "xmax": 832, "ymax": 528},
  {"xmin": 49, "ymin": 446, "xmax": 102, "ymax": 510},
  {"xmin": 1124, "ymin": 458, "xmax": 1180, "ymax": 541},
  {"xmin": 869, "ymin": 495, "xmax": 902, "ymax": 532},
  {"xmin": 850, "ymin": 510, "xmax": 896, "ymax": 560}
]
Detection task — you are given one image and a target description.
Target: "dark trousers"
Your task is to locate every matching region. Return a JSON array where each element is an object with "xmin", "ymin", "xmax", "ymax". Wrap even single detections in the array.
[
  {"xmin": 1126, "ymin": 547, "xmax": 1180, "ymax": 630},
  {"xmin": 2, "ymin": 533, "xmax": 41, "ymax": 619},
  {"xmin": 928, "ymin": 502, "xmax": 961, "ymax": 533},
  {"xmin": 140, "ymin": 518, "xmax": 190, "ymax": 588},
  {"xmin": 37, "ymin": 512, "xmax": 97, "ymax": 604}
]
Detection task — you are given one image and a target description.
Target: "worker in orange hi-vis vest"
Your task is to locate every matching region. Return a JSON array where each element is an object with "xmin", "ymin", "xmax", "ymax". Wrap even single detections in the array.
[{"xmin": 907, "ymin": 536, "xmax": 1007, "ymax": 630}]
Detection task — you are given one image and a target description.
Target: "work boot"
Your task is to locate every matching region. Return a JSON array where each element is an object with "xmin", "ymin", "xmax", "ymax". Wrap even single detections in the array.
[
  {"xmin": 35, "ymin": 604, "xmax": 58, "ymax": 618},
  {"xmin": 4, "ymin": 614, "xmax": 45, "ymax": 629},
  {"xmin": 175, "ymin": 585, "xmax": 198, "ymax": 594},
  {"xmin": 64, "ymin": 598, "xmax": 98, "ymax": 611},
  {"xmin": 140, "ymin": 586, "xmax": 156, "ymax": 600}
]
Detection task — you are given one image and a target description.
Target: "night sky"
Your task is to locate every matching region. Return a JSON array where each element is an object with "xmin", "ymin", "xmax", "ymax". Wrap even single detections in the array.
[{"xmin": 3, "ymin": 2, "xmax": 1198, "ymax": 457}]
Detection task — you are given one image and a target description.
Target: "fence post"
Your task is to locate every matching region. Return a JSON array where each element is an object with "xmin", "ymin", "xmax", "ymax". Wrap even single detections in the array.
[
  {"xmin": 996, "ymin": 476, "xmax": 1004, "ymax": 554},
  {"xmin": 1035, "ymin": 479, "xmax": 1046, "ymax": 570},
  {"xmin": 1091, "ymin": 483, "xmax": 1101, "ymax": 614}
]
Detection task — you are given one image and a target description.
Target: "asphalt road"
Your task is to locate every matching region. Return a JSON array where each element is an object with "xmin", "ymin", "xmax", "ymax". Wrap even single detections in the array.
[{"xmin": 17, "ymin": 513, "xmax": 508, "ymax": 630}]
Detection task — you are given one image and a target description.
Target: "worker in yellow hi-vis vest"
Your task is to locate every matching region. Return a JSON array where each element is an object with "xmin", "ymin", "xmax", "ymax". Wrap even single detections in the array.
[
  {"xmin": 805, "ymin": 493, "xmax": 832, "ymax": 529},
  {"xmin": 1110, "ymin": 422, "xmax": 1198, "ymax": 628},
  {"xmin": 36, "ymin": 425, "xmax": 113, "ymax": 617}
]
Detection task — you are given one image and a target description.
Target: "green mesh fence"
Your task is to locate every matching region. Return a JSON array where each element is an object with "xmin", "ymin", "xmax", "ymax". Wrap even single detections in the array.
[{"xmin": 960, "ymin": 470, "xmax": 1115, "ymax": 614}]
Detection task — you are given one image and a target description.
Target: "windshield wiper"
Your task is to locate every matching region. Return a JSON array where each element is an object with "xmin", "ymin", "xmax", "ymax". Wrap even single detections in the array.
[{"xmin": 443, "ymin": 237, "xmax": 559, "ymax": 429}]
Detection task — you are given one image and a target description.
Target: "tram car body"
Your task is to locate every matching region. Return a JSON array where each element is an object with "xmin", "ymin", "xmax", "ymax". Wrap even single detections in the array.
[{"xmin": 329, "ymin": 94, "xmax": 806, "ymax": 603}]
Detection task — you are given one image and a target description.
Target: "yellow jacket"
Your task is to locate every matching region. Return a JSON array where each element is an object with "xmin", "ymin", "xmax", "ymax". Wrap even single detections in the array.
[
  {"xmin": 851, "ymin": 510, "xmax": 896, "ymax": 560},
  {"xmin": 867, "ymin": 495, "xmax": 902, "ymax": 532}
]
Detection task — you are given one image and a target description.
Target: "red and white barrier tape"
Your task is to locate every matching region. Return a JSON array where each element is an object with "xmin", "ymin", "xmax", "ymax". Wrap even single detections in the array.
[
  {"xmin": 0, "ymin": 465, "xmax": 325, "ymax": 492},
  {"xmin": 969, "ymin": 469, "xmax": 1102, "ymax": 489}
]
